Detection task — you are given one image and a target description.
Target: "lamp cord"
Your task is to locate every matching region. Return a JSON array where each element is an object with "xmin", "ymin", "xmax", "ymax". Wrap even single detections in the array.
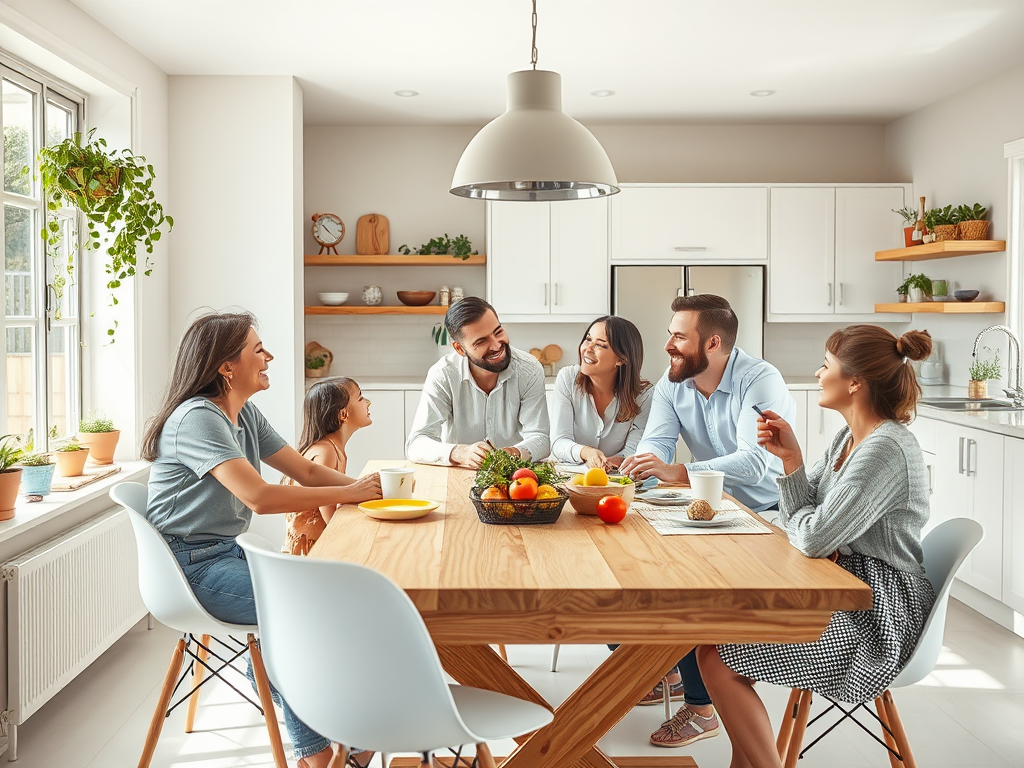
[{"xmin": 531, "ymin": 0, "xmax": 539, "ymax": 69}]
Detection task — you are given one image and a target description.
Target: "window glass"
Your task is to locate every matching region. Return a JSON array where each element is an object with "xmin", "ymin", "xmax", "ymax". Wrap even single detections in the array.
[
  {"xmin": 4, "ymin": 204, "xmax": 34, "ymax": 317},
  {"xmin": 4, "ymin": 326, "xmax": 35, "ymax": 440},
  {"xmin": 48, "ymin": 323, "xmax": 76, "ymax": 439},
  {"xmin": 2, "ymin": 79, "xmax": 33, "ymax": 196}
]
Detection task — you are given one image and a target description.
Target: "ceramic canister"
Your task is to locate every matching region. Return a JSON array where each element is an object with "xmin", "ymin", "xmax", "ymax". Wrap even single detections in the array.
[{"xmin": 362, "ymin": 285, "xmax": 383, "ymax": 305}]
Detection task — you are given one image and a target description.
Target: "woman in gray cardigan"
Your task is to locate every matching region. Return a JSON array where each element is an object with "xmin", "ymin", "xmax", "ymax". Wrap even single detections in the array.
[{"xmin": 695, "ymin": 325, "xmax": 937, "ymax": 768}]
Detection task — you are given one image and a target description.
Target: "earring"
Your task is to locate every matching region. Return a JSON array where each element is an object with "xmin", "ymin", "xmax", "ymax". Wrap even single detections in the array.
[{"xmin": 224, "ymin": 373, "xmax": 233, "ymax": 392}]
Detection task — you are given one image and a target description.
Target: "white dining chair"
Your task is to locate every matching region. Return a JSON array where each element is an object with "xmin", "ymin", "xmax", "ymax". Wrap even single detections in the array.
[
  {"xmin": 775, "ymin": 517, "xmax": 984, "ymax": 768},
  {"xmin": 111, "ymin": 483, "xmax": 287, "ymax": 768},
  {"xmin": 237, "ymin": 531, "xmax": 554, "ymax": 767}
]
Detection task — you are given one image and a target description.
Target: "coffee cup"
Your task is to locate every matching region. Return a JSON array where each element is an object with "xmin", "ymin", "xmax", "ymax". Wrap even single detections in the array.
[
  {"xmin": 380, "ymin": 467, "xmax": 416, "ymax": 499},
  {"xmin": 689, "ymin": 470, "xmax": 725, "ymax": 510}
]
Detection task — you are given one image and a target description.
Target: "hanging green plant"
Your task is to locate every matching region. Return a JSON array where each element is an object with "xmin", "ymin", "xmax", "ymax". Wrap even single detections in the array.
[{"xmin": 36, "ymin": 129, "xmax": 173, "ymax": 338}]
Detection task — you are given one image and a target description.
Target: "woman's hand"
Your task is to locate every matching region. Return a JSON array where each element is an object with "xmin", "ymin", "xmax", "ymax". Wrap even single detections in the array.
[
  {"xmin": 756, "ymin": 409, "xmax": 803, "ymax": 470},
  {"xmin": 580, "ymin": 447, "xmax": 609, "ymax": 468},
  {"xmin": 339, "ymin": 472, "xmax": 382, "ymax": 504}
]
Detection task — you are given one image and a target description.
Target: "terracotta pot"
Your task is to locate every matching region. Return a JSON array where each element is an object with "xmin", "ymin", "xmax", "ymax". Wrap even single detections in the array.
[
  {"xmin": 76, "ymin": 430, "xmax": 120, "ymax": 465},
  {"xmin": 903, "ymin": 226, "xmax": 916, "ymax": 247},
  {"xmin": 0, "ymin": 468, "xmax": 24, "ymax": 521},
  {"xmin": 305, "ymin": 364, "xmax": 331, "ymax": 379},
  {"xmin": 55, "ymin": 448, "xmax": 90, "ymax": 477},
  {"xmin": 968, "ymin": 380, "xmax": 988, "ymax": 400}
]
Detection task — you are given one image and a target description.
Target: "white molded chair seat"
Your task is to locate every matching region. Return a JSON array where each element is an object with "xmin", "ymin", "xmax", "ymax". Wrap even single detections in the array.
[{"xmin": 237, "ymin": 531, "xmax": 554, "ymax": 757}]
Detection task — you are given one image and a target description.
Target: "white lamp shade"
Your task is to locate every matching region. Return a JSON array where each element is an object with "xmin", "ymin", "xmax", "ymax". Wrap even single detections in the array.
[{"xmin": 450, "ymin": 70, "xmax": 619, "ymax": 201}]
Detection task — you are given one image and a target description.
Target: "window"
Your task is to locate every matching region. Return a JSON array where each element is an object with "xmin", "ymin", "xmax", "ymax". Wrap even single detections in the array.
[
  {"xmin": 2, "ymin": 57, "xmax": 84, "ymax": 450},
  {"xmin": 1005, "ymin": 137, "xmax": 1024, "ymax": 346}
]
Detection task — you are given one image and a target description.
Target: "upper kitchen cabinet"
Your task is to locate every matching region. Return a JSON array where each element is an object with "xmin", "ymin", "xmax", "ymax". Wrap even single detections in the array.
[
  {"xmin": 611, "ymin": 185, "xmax": 768, "ymax": 263},
  {"xmin": 768, "ymin": 185, "xmax": 910, "ymax": 322},
  {"xmin": 487, "ymin": 198, "xmax": 609, "ymax": 322}
]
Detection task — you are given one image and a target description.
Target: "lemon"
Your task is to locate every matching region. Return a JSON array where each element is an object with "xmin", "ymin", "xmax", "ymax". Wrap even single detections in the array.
[
  {"xmin": 572, "ymin": 473, "xmax": 586, "ymax": 486},
  {"xmin": 584, "ymin": 467, "xmax": 609, "ymax": 487}
]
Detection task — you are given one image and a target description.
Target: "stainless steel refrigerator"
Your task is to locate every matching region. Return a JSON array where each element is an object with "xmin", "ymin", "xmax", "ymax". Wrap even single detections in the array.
[{"xmin": 612, "ymin": 265, "xmax": 765, "ymax": 385}]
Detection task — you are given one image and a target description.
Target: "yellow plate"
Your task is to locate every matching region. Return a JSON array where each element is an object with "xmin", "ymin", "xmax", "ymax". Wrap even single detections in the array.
[{"xmin": 358, "ymin": 499, "xmax": 439, "ymax": 521}]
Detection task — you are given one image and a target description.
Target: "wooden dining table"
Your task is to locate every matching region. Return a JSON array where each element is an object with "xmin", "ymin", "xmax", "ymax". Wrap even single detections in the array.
[{"xmin": 310, "ymin": 461, "xmax": 872, "ymax": 768}]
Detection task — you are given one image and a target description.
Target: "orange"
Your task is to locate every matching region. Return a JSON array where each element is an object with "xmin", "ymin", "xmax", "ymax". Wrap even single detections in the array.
[
  {"xmin": 535, "ymin": 484, "xmax": 559, "ymax": 500},
  {"xmin": 509, "ymin": 477, "xmax": 539, "ymax": 500},
  {"xmin": 481, "ymin": 485, "xmax": 508, "ymax": 501}
]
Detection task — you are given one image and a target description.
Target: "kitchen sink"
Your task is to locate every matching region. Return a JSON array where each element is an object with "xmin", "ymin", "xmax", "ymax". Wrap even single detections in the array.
[{"xmin": 919, "ymin": 397, "xmax": 1024, "ymax": 411}]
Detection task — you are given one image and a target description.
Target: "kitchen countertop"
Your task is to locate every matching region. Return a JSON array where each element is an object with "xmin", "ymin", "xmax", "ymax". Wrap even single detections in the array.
[
  {"xmin": 307, "ymin": 376, "xmax": 560, "ymax": 391},
  {"xmin": 916, "ymin": 384, "xmax": 1024, "ymax": 439}
]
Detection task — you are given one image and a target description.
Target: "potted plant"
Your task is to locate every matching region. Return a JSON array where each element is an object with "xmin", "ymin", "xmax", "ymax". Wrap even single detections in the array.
[
  {"xmin": 0, "ymin": 435, "xmax": 25, "ymax": 521},
  {"xmin": 893, "ymin": 206, "xmax": 918, "ymax": 247},
  {"xmin": 36, "ymin": 129, "xmax": 173, "ymax": 337},
  {"xmin": 432, "ymin": 323, "xmax": 453, "ymax": 359},
  {"xmin": 900, "ymin": 273, "xmax": 932, "ymax": 304},
  {"xmin": 398, "ymin": 234, "xmax": 478, "ymax": 261},
  {"xmin": 54, "ymin": 439, "xmax": 90, "ymax": 478},
  {"xmin": 19, "ymin": 453, "xmax": 56, "ymax": 496},
  {"xmin": 968, "ymin": 349, "xmax": 1001, "ymax": 400},
  {"xmin": 895, "ymin": 283, "xmax": 909, "ymax": 303},
  {"xmin": 954, "ymin": 203, "xmax": 990, "ymax": 241},
  {"xmin": 924, "ymin": 206, "xmax": 958, "ymax": 242},
  {"xmin": 77, "ymin": 412, "xmax": 120, "ymax": 466}
]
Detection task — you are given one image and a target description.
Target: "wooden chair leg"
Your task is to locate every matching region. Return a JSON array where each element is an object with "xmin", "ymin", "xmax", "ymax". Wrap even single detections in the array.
[
  {"xmin": 248, "ymin": 634, "xmax": 288, "ymax": 768},
  {"xmin": 476, "ymin": 742, "xmax": 497, "ymax": 768},
  {"xmin": 497, "ymin": 644, "xmax": 508, "ymax": 663},
  {"xmin": 138, "ymin": 638, "xmax": 186, "ymax": 768},
  {"xmin": 875, "ymin": 695, "xmax": 903, "ymax": 768},
  {"xmin": 184, "ymin": 634, "xmax": 210, "ymax": 733},
  {"xmin": 776, "ymin": 688, "xmax": 802, "ymax": 762},
  {"xmin": 327, "ymin": 745, "xmax": 350, "ymax": 768},
  {"xmin": 783, "ymin": 689, "xmax": 813, "ymax": 768},
  {"xmin": 882, "ymin": 690, "xmax": 918, "ymax": 768}
]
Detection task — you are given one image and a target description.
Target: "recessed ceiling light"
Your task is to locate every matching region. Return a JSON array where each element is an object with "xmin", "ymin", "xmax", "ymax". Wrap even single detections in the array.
[
  {"xmin": 394, "ymin": 90, "xmax": 419, "ymax": 97},
  {"xmin": 591, "ymin": 90, "xmax": 616, "ymax": 97},
  {"xmin": 750, "ymin": 90, "xmax": 776, "ymax": 97}
]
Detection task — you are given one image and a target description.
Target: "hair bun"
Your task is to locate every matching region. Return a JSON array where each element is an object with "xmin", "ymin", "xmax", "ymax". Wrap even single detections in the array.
[{"xmin": 896, "ymin": 330, "xmax": 932, "ymax": 362}]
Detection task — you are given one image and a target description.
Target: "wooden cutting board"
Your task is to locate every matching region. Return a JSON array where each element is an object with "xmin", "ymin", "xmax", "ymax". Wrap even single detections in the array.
[{"xmin": 356, "ymin": 213, "xmax": 389, "ymax": 255}]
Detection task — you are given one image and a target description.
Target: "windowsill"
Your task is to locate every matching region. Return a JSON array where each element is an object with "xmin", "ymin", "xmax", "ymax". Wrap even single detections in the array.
[{"xmin": 0, "ymin": 460, "xmax": 150, "ymax": 545}]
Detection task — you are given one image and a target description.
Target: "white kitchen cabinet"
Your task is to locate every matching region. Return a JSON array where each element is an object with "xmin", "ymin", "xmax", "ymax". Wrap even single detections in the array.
[
  {"xmin": 804, "ymin": 395, "xmax": 846, "ymax": 465},
  {"xmin": 488, "ymin": 199, "xmax": 609, "ymax": 320},
  {"xmin": 344, "ymin": 390, "xmax": 406, "ymax": 477},
  {"xmin": 404, "ymin": 389, "xmax": 421, "ymax": 437},
  {"xmin": 611, "ymin": 185, "xmax": 768, "ymax": 262},
  {"xmin": 834, "ymin": 188, "xmax": 906, "ymax": 315},
  {"xmin": 931, "ymin": 421, "xmax": 1003, "ymax": 599},
  {"xmin": 787, "ymin": 388, "xmax": 809, "ymax": 457},
  {"xmin": 1001, "ymin": 437, "xmax": 1024, "ymax": 613},
  {"xmin": 770, "ymin": 188, "xmax": 835, "ymax": 315}
]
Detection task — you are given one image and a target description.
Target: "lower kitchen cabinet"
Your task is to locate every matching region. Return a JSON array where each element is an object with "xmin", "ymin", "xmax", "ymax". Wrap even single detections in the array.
[
  {"xmin": 345, "ymin": 390, "xmax": 407, "ymax": 477},
  {"xmin": 805, "ymin": 396, "xmax": 846, "ymax": 463},
  {"xmin": 787, "ymin": 388, "xmax": 810, "ymax": 457},
  {"xmin": 1001, "ymin": 437, "xmax": 1024, "ymax": 613},
  {"xmin": 931, "ymin": 420, "xmax": 1003, "ymax": 600}
]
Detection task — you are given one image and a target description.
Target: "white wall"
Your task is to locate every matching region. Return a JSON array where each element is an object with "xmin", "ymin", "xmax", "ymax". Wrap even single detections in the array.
[
  {"xmin": 885, "ymin": 62, "xmax": 1024, "ymax": 389},
  {"xmin": 169, "ymin": 76, "xmax": 304, "ymax": 442}
]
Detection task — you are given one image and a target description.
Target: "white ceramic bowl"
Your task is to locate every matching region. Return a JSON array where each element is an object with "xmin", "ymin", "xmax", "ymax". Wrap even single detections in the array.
[
  {"xmin": 561, "ymin": 481, "xmax": 635, "ymax": 516},
  {"xmin": 317, "ymin": 292, "xmax": 349, "ymax": 306}
]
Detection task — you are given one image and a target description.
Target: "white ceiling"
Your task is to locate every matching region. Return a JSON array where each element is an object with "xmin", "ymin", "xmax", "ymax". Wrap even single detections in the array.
[{"xmin": 70, "ymin": 0, "xmax": 1024, "ymax": 126}]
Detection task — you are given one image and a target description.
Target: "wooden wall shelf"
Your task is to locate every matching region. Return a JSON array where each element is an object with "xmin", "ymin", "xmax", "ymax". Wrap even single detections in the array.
[
  {"xmin": 875, "ymin": 301, "xmax": 1005, "ymax": 314},
  {"xmin": 304, "ymin": 254, "xmax": 486, "ymax": 267},
  {"xmin": 305, "ymin": 305, "xmax": 447, "ymax": 316},
  {"xmin": 875, "ymin": 240, "xmax": 1006, "ymax": 262}
]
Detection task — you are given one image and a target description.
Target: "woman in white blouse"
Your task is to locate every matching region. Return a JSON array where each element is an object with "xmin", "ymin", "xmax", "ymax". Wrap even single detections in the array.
[{"xmin": 550, "ymin": 316, "xmax": 654, "ymax": 469}]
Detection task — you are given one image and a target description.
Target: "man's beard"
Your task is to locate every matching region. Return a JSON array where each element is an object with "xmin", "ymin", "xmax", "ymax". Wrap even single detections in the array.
[
  {"xmin": 467, "ymin": 343, "xmax": 512, "ymax": 374},
  {"xmin": 667, "ymin": 346, "xmax": 709, "ymax": 383}
]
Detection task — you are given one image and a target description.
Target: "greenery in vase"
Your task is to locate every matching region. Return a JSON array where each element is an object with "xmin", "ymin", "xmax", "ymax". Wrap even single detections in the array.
[
  {"xmin": 924, "ymin": 206, "xmax": 956, "ymax": 228},
  {"xmin": 954, "ymin": 203, "xmax": 988, "ymax": 222},
  {"xmin": 431, "ymin": 323, "xmax": 450, "ymax": 347},
  {"xmin": 898, "ymin": 273, "xmax": 932, "ymax": 296},
  {"xmin": 19, "ymin": 452, "xmax": 54, "ymax": 467},
  {"xmin": 79, "ymin": 411, "xmax": 115, "ymax": 433},
  {"xmin": 36, "ymin": 129, "xmax": 173, "ymax": 338},
  {"xmin": 892, "ymin": 206, "xmax": 918, "ymax": 226},
  {"xmin": 397, "ymin": 234, "xmax": 478, "ymax": 261},
  {"xmin": 969, "ymin": 350, "xmax": 1001, "ymax": 382},
  {"xmin": 0, "ymin": 435, "xmax": 25, "ymax": 473},
  {"xmin": 55, "ymin": 439, "xmax": 87, "ymax": 452},
  {"xmin": 305, "ymin": 354, "xmax": 326, "ymax": 370}
]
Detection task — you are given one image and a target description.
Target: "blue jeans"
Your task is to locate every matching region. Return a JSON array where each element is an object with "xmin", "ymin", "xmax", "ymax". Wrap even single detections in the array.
[
  {"xmin": 166, "ymin": 536, "xmax": 331, "ymax": 760},
  {"xmin": 607, "ymin": 645, "xmax": 712, "ymax": 707}
]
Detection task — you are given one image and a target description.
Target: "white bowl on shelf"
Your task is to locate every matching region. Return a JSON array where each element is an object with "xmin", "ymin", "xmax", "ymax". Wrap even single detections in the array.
[{"xmin": 317, "ymin": 292, "xmax": 349, "ymax": 306}]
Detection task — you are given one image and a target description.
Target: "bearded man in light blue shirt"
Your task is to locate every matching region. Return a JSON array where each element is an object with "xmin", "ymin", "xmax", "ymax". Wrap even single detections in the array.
[{"xmin": 621, "ymin": 293, "xmax": 795, "ymax": 514}]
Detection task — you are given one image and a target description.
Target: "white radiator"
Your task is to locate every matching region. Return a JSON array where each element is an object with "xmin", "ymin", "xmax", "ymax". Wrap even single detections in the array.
[{"xmin": 2, "ymin": 508, "xmax": 146, "ymax": 728}]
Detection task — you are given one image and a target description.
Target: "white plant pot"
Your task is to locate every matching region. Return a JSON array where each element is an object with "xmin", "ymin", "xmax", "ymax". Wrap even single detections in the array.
[
  {"xmin": 437, "ymin": 344, "xmax": 454, "ymax": 360},
  {"xmin": 908, "ymin": 287, "xmax": 925, "ymax": 303}
]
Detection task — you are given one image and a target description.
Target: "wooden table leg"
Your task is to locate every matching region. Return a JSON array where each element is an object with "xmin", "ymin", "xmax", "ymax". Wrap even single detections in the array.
[{"xmin": 439, "ymin": 643, "xmax": 690, "ymax": 768}]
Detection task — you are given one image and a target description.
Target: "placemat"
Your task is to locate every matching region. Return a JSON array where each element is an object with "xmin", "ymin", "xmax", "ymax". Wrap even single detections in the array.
[
  {"xmin": 635, "ymin": 499, "xmax": 772, "ymax": 535},
  {"xmin": 50, "ymin": 464, "xmax": 122, "ymax": 492}
]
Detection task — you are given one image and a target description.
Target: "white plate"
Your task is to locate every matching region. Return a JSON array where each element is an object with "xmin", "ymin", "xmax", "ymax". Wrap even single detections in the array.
[
  {"xmin": 358, "ymin": 499, "xmax": 439, "ymax": 521},
  {"xmin": 639, "ymin": 488, "xmax": 694, "ymax": 505},
  {"xmin": 673, "ymin": 510, "xmax": 737, "ymax": 527}
]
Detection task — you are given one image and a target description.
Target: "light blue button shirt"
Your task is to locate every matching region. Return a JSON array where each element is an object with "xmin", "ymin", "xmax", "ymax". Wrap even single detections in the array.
[{"xmin": 635, "ymin": 347, "xmax": 796, "ymax": 512}]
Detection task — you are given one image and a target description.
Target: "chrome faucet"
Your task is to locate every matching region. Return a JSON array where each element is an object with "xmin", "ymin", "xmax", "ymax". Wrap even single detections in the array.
[{"xmin": 972, "ymin": 325, "xmax": 1024, "ymax": 406}]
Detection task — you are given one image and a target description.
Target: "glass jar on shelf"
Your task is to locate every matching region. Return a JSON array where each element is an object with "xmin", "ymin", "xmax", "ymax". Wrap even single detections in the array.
[
  {"xmin": 451, "ymin": 286, "xmax": 465, "ymax": 304},
  {"xmin": 439, "ymin": 285, "xmax": 450, "ymax": 306}
]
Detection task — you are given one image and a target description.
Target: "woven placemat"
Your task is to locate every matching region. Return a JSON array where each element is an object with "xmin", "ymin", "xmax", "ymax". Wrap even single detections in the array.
[{"xmin": 50, "ymin": 464, "xmax": 122, "ymax": 492}]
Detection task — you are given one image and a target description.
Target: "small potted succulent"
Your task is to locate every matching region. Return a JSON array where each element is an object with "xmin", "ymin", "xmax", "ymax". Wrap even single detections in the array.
[
  {"xmin": 77, "ymin": 412, "xmax": 120, "ymax": 465},
  {"xmin": 19, "ymin": 452, "xmax": 56, "ymax": 496},
  {"xmin": 968, "ymin": 349, "xmax": 1001, "ymax": 400},
  {"xmin": 924, "ymin": 206, "xmax": 958, "ymax": 242},
  {"xmin": 0, "ymin": 434, "xmax": 25, "ymax": 521},
  {"xmin": 54, "ymin": 439, "xmax": 90, "ymax": 477},
  {"xmin": 954, "ymin": 203, "xmax": 990, "ymax": 241},
  {"xmin": 893, "ymin": 206, "xmax": 918, "ymax": 248},
  {"xmin": 900, "ymin": 273, "xmax": 932, "ymax": 304}
]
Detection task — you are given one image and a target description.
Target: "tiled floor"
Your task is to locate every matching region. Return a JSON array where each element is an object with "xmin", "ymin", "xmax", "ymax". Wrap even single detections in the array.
[{"xmin": 12, "ymin": 599, "xmax": 1024, "ymax": 768}]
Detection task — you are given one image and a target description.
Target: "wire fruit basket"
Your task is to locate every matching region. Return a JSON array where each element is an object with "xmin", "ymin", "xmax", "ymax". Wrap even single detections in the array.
[{"xmin": 469, "ymin": 486, "xmax": 569, "ymax": 525}]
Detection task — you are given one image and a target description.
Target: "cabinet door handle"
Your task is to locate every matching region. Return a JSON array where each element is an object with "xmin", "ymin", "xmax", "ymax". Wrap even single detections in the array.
[
  {"xmin": 966, "ymin": 439, "xmax": 977, "ymax": 477},
  {"xmin": 927, "ymin": 462, "xmax": 934, "ymax": 495},
  {"xmin": 554, "ymin": 283, "xmax": 560, "ymax": 306},
  {"xmin": 958, "ymin": 436, "xmax": 965, "ymax": 475},
  {"xmin": 544, "ymin": 284, "xmax": 549, "ymax": 307},
  {"xmin": 819, "ymin": 409, "xmax": 824, "ymax": 434},
  {"xmin": 827, "ymin": 282, "xmax": 833, "ymax": 307},
  {"xmin": 839, "ymin": 283, "xmax": 845, "ymax": 306},
  {"xmin": 674, "ymin": 246, "xmax": 707, "ymax": 252}
]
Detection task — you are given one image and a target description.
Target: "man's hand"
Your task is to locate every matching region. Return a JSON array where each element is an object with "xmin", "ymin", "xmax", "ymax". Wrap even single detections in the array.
[
  {"xmin": 450, "ymin": 441, "xmax": 491, "ymax": 469},
  {"xmin": 619, "ymin": 452, "xmax": 688, "ymax": 484}
]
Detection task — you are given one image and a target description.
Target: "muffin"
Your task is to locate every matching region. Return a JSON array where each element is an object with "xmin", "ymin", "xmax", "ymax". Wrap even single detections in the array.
[{"xmin": 687, "ymin": 499, "xmax": 716, "ymax": 521}]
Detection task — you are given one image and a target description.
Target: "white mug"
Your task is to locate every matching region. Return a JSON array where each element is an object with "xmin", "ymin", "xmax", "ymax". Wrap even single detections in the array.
[
  {"xmin": 380, "ymin": 467, "xmax": 415, "ymax": 499},
  {"xmin": 689, "ymin": 470, "xmax": 725, "ymax": 510}
]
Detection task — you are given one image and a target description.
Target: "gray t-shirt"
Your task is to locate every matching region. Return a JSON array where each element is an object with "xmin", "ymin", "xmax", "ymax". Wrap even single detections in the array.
[{"xmin": 146, "ymin": 397, "xmax": 287, "ymax": 539}]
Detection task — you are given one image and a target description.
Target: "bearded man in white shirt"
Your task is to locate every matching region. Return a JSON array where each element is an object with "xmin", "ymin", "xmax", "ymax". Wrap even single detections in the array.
[{"xmin": 406, "ymin": 296, "xmax": 550, "ymax": 469}]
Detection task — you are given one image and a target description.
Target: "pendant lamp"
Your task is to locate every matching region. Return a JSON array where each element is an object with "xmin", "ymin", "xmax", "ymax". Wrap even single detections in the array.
[{"xmin": 450, "ymin": 2, "xmax": 618, "ymax": 201}]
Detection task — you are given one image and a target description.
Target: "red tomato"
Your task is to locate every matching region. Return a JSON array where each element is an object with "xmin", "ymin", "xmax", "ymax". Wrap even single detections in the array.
[
  {"xmin": 596, "ymin": 495, "xmax": 628, "ymax": 524},
  {"xmin": 511, "ymin": 468, "xmax": 539, "ymax": 483},
  {"xmin": 508, "ymin": 477, "xmax": 539, "ymax": 500}
]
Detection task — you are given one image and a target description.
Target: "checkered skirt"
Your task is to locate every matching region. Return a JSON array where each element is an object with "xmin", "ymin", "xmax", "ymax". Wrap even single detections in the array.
[{"xmin": 717, "ymin": 552, "xmax": 935, "ymax": 704}]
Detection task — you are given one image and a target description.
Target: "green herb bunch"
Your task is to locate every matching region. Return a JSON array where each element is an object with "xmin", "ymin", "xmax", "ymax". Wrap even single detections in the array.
[
  {"xmin": 56, "ymin": 439, "xmax": 86, "ymax": 452},
  {"xmin": 954, "ymin": 203, "xmax": 988, "ymax": 222},
  {"xmin": 79, "ymin": 411, "xmax": 115, "ymax": 433},
  {"xmin": 0, "ymin": 434, "xmax": 25, "ymax": 473},
  {"xmin": 305, "ymin": 354, "xmax": 326, "ymax": 370},
  {"xmin": 969, "ymin": 349, "xmax": 1002, "ymax": 382},
  {"xmin": 19, "ymin": 452, "xmax": 54, "ymax": 466},
  {"xmin": 924, "ymin": 206, "xmax": 956, "ymax": 228},
  {"xmin": 398, "ymin": 234, "xmax": 478, "ymax": 261},
  {"xmin": 473, "ymin": 449, "xmax": 566, "ymax": 489},
  {"xmin": 892, "ymin": 206, "xmax": 918, "ymax": 226}
]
